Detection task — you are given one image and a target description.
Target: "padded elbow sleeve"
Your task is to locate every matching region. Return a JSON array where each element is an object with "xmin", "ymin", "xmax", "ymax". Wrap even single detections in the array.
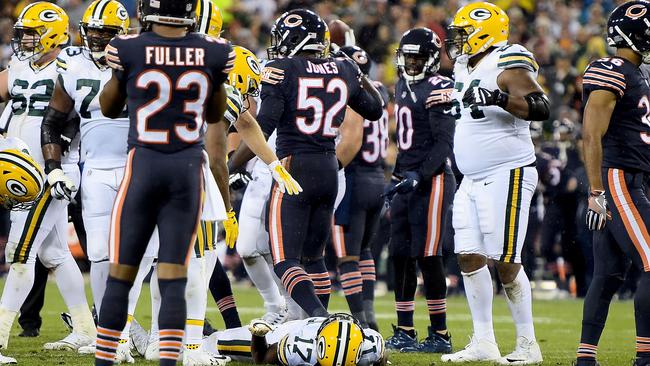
[
  {"xmin": 524, "ymin": 92, "xmax": 550, "ymax": 121},
  {"xmin": 41, "ymin": 107, "xmax": 68, "ymax": 147}
]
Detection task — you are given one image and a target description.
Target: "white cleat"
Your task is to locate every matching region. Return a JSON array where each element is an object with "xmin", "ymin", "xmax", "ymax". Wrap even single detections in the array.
[
  {"xmin": 0, "ymin": 352, "xmax": 16, "ymax": 364},
  {"xmin": 129, "ymin": 318, "xmax": 149, "ymax": 357},
  {"xmin": 441, "ymin": 336, "xmax": 501, "ymax": 363},
  {"xmin": 497, "ymin": 337, "xmax": 543, "ymax": 365},
  {"xmin": 43, "ymin": 332, "xmax": 94, "ymax": 351},
  {"xmin": 183, "ymin": 345, "xmax": 231, "ymax": 366},
  {"xmin": 115, "ymin": 342, "xmax": 135, "ymax": 364},
  {"xmin": 145, "ymin": 339, "xmax": 159, "ymax": 361},
  {"xmin": 261, "ymin": 308, "xmax": 289, "ymax": 326},
  {"xmin": 77, "ymin": 341, "xmax": 96, "ymax": 354}
]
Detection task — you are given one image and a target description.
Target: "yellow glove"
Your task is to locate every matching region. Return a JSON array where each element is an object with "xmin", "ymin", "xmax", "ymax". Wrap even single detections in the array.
[
  {"xmin": 223, "ymin": 209, "xmax": 239, "ymax": 249},
  {"xmin": 268, "ymin": 160, "xmax": 303, "ymax": 195}
]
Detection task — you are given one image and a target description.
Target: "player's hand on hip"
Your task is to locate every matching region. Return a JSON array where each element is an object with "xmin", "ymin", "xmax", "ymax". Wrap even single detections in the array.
[
  {"xmin": 248, "ymin": 319, "xmax": 273, "ymax": 337},
  {"xmin": 586, "ymin": 190, "xmax": 610, "ymax": 231},
  {"xmin": 223, "ymin": 209, "xmax": 239, "ymax": 249},
  {"xmin": 229, "ymin": 171, "xmax": 252, "ymax": 191},
  {"xmin": 395, "ymin": 171, "xmax": 421, "ymax": 194},
  {"xmin": 47, "ymin": 168, "xmax": 77, "ymax": 201},
  {"xmin": 462, "ymin": 86, "xmax": 508, "ymax": 108},
  {"xmin": 268, "ymin": 160, "xmax": 303, "ymax": 195}
]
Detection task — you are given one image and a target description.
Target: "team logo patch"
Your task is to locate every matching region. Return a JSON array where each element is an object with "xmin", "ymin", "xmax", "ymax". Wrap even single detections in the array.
[
  {"xmin": 283, "ymin": 14, "xmax": 303, "ymax": 27},
  {"xmin": 246, "ymin": 56, "xmax": 261, "ymax": 75},
  {"xmin": 6, "ymin": 180, "xmax": 27, "ymax": 197},
  {"xmin": 625, "ymin": 4, "xmax": 647, "ymax": 19},
  {"xmin": 39, "ymin": 9, "xmax": 59, "ymax": 22},
  {"xmin": 469, "ymin": 8, "xmax": 492, "ymax": 20},
  {"xmin": 117, "ymin": 7, "xmax": 128, "ymax": 21}
]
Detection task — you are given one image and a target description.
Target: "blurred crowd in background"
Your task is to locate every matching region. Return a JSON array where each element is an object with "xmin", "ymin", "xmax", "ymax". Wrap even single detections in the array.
[{"xmin": 0, "ymin": 0, "xmax": 641, "ymax": 300}]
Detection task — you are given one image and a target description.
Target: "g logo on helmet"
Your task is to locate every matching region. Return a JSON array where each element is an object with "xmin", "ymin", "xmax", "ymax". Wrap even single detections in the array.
[
  {"xmin": 6, "ymin": 180, "xmax": 27, "ymax": 197},
  {"xmin": 317, "ymin": 336, "xmax": 326, "ymax": 359},
  {"xmin": 469, "ymin": 8, "xmax": 492, "ymax": 20},
  {"xmin": 39, "ymin": 9, "xmax": 59, "ymax": 22},
  {"xmin": 283, "ymin": 14, "xmax": 303, "ymax": 27},
  {"xmin": 117, "ymin": 7, "xmax": 129, "ymax": 21},
  {"xmin": 625, "ymin": 4, "xmax": 647, "ymax": 19},
  {"xmin": 246, "ymin": 56, "xmax": 261, "ymax": 75}
]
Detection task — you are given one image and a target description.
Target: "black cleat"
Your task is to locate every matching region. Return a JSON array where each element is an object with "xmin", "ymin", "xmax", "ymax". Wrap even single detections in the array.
[
  {"xmin": 634, "ymin": 357, "xmax": 650, "ymax": 366},
  {"xmin": 18, "ymin": 328, "xmax": 39, "ymax": 337}
]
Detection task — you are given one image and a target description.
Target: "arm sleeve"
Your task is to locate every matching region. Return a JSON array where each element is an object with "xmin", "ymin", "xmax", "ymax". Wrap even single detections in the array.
[
  {"xmin": 418, "ymin": 105, "xmax": 455, "ymax": 180},
  {"xmin": 256, "ymin": 63, "xmax": 287, "ymax": 137},
  {"xmin": 345, "ymin": 60, "xmax": 383, "ymax": 121}
]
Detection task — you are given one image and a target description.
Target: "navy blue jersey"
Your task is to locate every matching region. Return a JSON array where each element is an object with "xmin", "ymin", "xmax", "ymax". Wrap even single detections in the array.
[
  {"xmin": 107, "ymin": 32, "xmax": 234, "ymax": 153},
  {"xmin": 583, "ymin": 57, "xmax": 650, "ymax": 173},
  {"xmin": 348, "ymin": 81, "xmax": 390, "ymax": 171},
  {"xmin": 257, "ymin": 56, "xmax": 368, "ymax": 158},
  {"xmin": 394, "ymin": 74, "xmax": 455, "ymax": 176}
]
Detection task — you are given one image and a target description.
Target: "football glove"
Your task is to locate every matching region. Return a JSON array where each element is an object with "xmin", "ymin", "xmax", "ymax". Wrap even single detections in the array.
[
  {"xmin": 462, "ymin": 86, "xmax": 508, "ymax": 109},
  {"xmin": 224, "ymin": 85, "xmax": 244, "ymax": 125},
  {"xmin": 269, "ymin": 160, "xmax": 303, "ymax": 195},
  {"xmin": 47, "ymin": 168, "xmax": 77, "ymax": 201},
  {"xmin": 586, "ymin": 190, "xmax": 610, "ymax": 231},
  {"xmin": 223, "ymin": 209, "xmax": 239, "ymax": 249},
  {"xmin": 248, "ymin": 319, "xmax": 274, "ymax": 337},
  {"xmin": 229, "ymin": 171, "xmax": 252, "ymax": 191},
  {"xmin": 394, "ymin": 171, "xmax": 421, "ymax": 194}
]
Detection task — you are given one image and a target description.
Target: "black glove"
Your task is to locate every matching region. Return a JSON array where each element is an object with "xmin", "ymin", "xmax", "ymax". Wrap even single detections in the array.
[
  {"xmin": 228, "ymin": 171, "xmax": 252, "ymax": 191},
  {"xmin": 395, "ymin": 171, "xmax": 421, "ymax": 194},
  {"xmin": 462, "ymin": 86, "xmax": 508, "ymax": 109}
]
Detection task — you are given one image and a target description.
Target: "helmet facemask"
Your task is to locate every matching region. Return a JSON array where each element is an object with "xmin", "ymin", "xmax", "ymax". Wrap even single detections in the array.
[
  {"xmin": 81, "ymin": 24, "xmax": 122, "ymax": 66},
  {"xmin": 612, "ymin": 20, "xmax": 650, "ymax": 64},
  {"xmin": 12, "ymin": 27, "xmax": 45, "ymax": 61},
  {"xmin": 445, "ymin": 25, "xmax": 472, "ymax": 60},
  {"xmin": 396, "ymin": 48, "xmax": 439, "ymax": 83}
]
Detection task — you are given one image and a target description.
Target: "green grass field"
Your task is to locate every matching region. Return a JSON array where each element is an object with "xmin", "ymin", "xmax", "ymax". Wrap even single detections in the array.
[{"xmin": 0, "ymin": 279, "xmax": 638, "ymax": 365}]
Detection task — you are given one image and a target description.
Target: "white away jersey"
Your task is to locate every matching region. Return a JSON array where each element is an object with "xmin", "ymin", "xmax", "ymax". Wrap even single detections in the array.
[
  {"xmin": 451, "ymin": 44, "xmax": 537, "ymax": 179},
  {"xmin": 57, "ymin": 47, "xmax": 128, "ymax": 169},
  {"xmin": 273, "ymin": 317, "xmax": 383, "ymax": 366},
  {"xmin": 6, "ymin": 54, "xmax": 79, "ymax": 167}
]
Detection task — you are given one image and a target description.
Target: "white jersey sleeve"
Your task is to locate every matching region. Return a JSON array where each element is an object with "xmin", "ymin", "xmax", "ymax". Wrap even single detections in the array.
[
  {"xmin": 495, "ymin": 44, "xmax": 539, "ymax": 74},
  {"xmin": 358, "ymin": 329, "xmax": 385, "ymax": 366},
  {"xmin": 275, "ymin": 318, "xmax": 322, "ymax": 366}
]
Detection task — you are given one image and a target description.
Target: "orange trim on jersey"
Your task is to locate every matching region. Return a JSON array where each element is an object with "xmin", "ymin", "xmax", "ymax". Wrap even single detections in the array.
[
  {"xmin": 109, "ymin": 149, "xmax": 135, "ymax": 264},
  {"xmin": 608, "ymin": 169, "xmax": 650, "ymax": 271},
  {"xmin": 424, "ymin": 174, "xmax": 444, "ymax": 256}
]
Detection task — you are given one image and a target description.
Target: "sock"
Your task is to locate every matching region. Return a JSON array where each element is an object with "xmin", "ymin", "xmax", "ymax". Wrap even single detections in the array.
[
  {"xmin": 462, "ymin": 266, "xmax": 495, "ymax": 343},
  {"xmin": 70, "ymin": 304, "xmax": 97, "ymax": 339},
  {"xmin": 392, "ymin": 256, "xmax": 417, "ymax": 328},
  {"xmin": 90, "ymin": 261, "xmax": 110, "ymax": 315},
  {"xmin": 53, "ymin": 256, "xmax": 95, "ymax": 337},
  {"xmin": 502, "ymin": 267, "xmax": 535, "ymax": 340},
  {"xmin": 578, "ymin": 274, "xmax": 623, "ymax": 361},
  {"xmin": 419, "ymin": 256, "xmax": 448, "ymax": 332},
  {"xmin": 271, "ymin": 258, "xmax": 304, "ymax": 320},
  {"xmin": 1, "ymin": 262, "xmax": 35, "ymax": 312},
  {"xmin": 158, "ymin": 277, "xmax": 188, "ymax": 365},
  {"xmin": 186, "ymin": 257, "xmax": 208, "ymax": 346},
  {"xmin": 96, "ymin": 276, "xmax": 132, "ymax": 365},
  {"xmin": 0, "ymin": 308, "xmax": 18, "ymax": 349},
  {"xmin": 210, "ymin": 259, "xmax": 241, "ymax": 328},
  {"xmin": 243, "ymin": 255, "xmax": 284, "ymax": 313},
  {"xmin": 635, "ymin": 273, "xmax": 650, "ymax": 359},
  {"xmin": 360, "ymin": 250, "xmax": 376, "ymax": 325},
  {"xmin": 304, "ymin": 259, "xmax": 332, "ymax": 309},
  {"xmin": 274, "ymin": 260, "xmax": 328, "ymax": 318},
  {"xmin": 149, "ymin": 269, "xmax": 161, "ymax": 339},
  {"xmin": 338, "ymin": 261, "xmax": 366, "ymax": 326}
]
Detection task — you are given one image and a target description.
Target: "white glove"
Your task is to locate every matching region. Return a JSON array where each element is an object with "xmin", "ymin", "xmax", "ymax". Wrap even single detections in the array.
[
  {"xmin": 47, "ymin": 168, "xmax": 76, "ymax": 201},
  {"xmin": 224, "ymin": 85, "xmax": 243, "ymax": 125},
  {"xmin": 268, "ymin": 160, "xmax": 303, "ymax": 195},
  {"xmin": 248, "ymin": 319, "xmax": 273, "ymax": 337}
]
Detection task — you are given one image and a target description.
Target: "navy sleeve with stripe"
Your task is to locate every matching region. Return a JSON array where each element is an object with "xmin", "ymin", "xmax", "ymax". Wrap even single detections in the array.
[{"xmin": 582, "ymin": 59, "xmax": 627, "ymax": 99}]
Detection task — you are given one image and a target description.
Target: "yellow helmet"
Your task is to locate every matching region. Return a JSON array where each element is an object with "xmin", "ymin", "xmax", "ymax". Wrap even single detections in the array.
[
  {"xmin": 446, "ymin": 2, "xmax": 509, "ymax": 60},
  {"xmin": 195, "ymin": 0, "xmax": 223, "ymax": 38},
  {"xmin": 317, "ymin": 314, "xmax": 364, "ymax": 366},
  {"xmin": 80, "ymin": 0, "xmax": 130, "ymax": 65},
  {"xmin": 11, "ymin": 2, "xmax": 69, "ymax": 61},
  {"xmin": 228, "ymin": 46, "xmax": 262, "ymax": 97},
  {"xmin": 0, "ymin": 149, "xmax": 44, "ymax": 210}
]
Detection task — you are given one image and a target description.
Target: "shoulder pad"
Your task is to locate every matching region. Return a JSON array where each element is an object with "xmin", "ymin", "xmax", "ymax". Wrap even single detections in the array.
[
  {"xmin": 583, "ymin": 58, "xmax": 627, "ymax": 98},
  {"xmin": 496, "ymin": 44, "xmax": 539, "ymax": 73}
]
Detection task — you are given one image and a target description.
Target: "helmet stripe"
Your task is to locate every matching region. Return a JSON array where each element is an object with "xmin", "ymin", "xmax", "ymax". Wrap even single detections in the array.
[
  {"xmin": 339, "ymin": 321, "xmax": 351, "ymax": 366},
  {"xmin": 93, "ymin": 0, "xmax": 111, "ymax": 20},
  {"xmin": 17, "ymin": 2, "xmax": 38, "ymax": 21},
  {"xmin": 200, "ymin": 0, "xmax": 211, "ymax": 35}
]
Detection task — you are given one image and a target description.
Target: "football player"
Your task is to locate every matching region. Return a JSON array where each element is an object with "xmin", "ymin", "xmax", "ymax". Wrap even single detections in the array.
[
  {"xmin": 95, "ymin": 0, "xmax": 234, "ymax": 364},
  {"xmin": 255, "ymin": 9, "xmax": 383, "ymax": 319},
  {"xmin": 0, "ymin": 2, "xmax": 96, "ymax": 361},
  {"xmin": 576, "ymin": 2, "xmax": 650, "ymax": 365},
  {"xmin": 0, "ymin": 137, "xmax": 45, "ymax": 212},
  {"xmin": 38, "ymin": 0, "xmax": 160, "ymax": 362},
  {"xmin": 331, "ymin": 45, "xmax": 387, "ymax": 331},
  {"xmin": 382, "ymin": 28, "xmax": 455, "ymax": 354},
  {"xmin": 442, "ymin": 2, "xmax": 548, "ymax": 364}
]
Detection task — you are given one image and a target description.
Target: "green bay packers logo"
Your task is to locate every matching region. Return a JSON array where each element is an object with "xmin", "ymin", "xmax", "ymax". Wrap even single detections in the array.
[
  {"xmin": 317, "ymin": 337, "xmax": 326, "ymax": 359},
  {"xmin": 469, "ymin": 8, "xmax": 492, "ymax": 20},
  {"xmin": 116, "ymin": 7, "xmax": 129, "ymax": 21},
  {"xmin": 39, "ymin": 9, "xmax": 60, "ymax": 22},
  {"xmin": 283, "ymin": 14, "xmax": 303, "ymax": 27},
  {"xmin": 6, "ymin": 179, "xmax": 27, "ymax": 197},
  {"xmin": 246, "ymin": 55, "xmax": 261, "ymax": 75}
]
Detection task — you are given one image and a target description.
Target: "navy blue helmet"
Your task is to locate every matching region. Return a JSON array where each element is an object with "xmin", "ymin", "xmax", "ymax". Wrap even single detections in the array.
[
  {"xmin": 607, "ymin": 0, "xmax": 650, "ymax": 63},
  {"xmin": 396, "ymin": 27, "xmax": 442, "ymax": 81},
  {"xmin": 339, "ymin": 45, "xmax": 371, "ymax": 75},
  {"xmin": 267, "ymin": 9, "xmax": 329, "ymax": 59},
  {"xmin": 139, "ymin": 0, "xmax": 196, "ymax": 28}
]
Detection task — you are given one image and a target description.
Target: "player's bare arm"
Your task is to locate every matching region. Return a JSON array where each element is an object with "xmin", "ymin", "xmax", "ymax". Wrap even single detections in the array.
[
  {"xmin": 233, "ymin": 110, "xmax": 277, "ymax": 165},
  {"xmin": 99, "ymin": 73, "xmax": 127, "ymax": 118},
  {"xmin": 205, "ymin": 83, "xmax": 231, "ymax": 211},
  {"xmin": 0, "ymin": 70, "xmax": 8, "ymax": 102},
  {"xmin": 335, "ymin": 107, "xmax": 364, "ymax": 167},
  {"xmin": 250, "ymin": 336, "xmax": 279, "ymax": 365},
  {"xmin": 583, "ymin": 90, "xmax": 616, "ymax": 191},
  {"xmin": 349, "ymin": 76, "xmax": 384, "ymax": 122},
  {"xmin": 496, "ymin": 67, "xmax": 550, "ymax": 120}
]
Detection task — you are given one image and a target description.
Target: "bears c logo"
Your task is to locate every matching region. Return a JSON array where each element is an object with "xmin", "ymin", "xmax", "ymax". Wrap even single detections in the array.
[
  {"xmin": 625, "ymin": 4, "xmax": 647, "ymax": 19},
  {"xmin": 352, "ymin": 51, "xmax": 368, "ymax": 66},
  {"xmin": 469, "ymin": 8, "xmax": 492, "ymax": 20},
  {"xmin": 39, "ymin": 9, "xmax": 59, "ymax": 22},
  {"xmin": 283, "ymin": 14, "xmax": 303, "ymax": 27}
]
